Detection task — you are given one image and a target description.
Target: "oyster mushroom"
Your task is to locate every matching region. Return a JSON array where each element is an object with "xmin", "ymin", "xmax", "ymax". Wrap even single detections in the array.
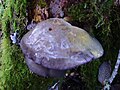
[{"xmin": 20, "ymin": 18, "xmax": 103, "ymax": 77}]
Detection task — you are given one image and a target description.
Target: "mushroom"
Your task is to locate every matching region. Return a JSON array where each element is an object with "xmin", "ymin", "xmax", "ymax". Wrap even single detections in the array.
[
  {"xmin": 20, "ymin": 18, "xmax": 104, "ymax": 77},
  {"xmin": 98, "ymin": 62, "xmax": 111, "ymax": 85}
]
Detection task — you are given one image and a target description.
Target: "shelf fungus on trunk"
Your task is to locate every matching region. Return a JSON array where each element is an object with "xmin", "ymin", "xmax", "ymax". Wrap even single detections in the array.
[{"xmin": 20, "ymin": 18, "xmax": 104, "ymax": 77}]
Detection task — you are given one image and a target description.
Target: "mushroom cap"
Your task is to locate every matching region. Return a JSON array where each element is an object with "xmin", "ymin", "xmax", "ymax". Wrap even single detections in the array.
[
  {"xmin": 98, "ymin": 62, "xmax": 111, "ymax": 85},
  {"xmin": 20, "ymin": 18, "xmax": 103, "ymax": 72}
]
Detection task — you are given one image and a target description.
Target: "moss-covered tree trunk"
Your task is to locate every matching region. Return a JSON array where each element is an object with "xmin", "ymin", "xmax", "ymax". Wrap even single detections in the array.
[{"xmin": 0, "ymin": 0, "xmax": 120, "ymax": 90}]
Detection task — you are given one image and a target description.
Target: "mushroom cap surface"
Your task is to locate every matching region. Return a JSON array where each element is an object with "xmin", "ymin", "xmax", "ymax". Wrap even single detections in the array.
[
  {"xmin": 20, "ymin": 18, "xmax": 103, "ymax": 76},
  {"xmin": 98, "ymin": 62, "xmax": 111, "ymax": 85}
]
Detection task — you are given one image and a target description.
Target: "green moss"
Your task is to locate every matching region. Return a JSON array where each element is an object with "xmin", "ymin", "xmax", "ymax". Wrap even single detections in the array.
[
  {"xmin": 28, "ymin": 0, "xmax": 47, "ymax": 10},
  {"xmin": 80, "ymin": 60, "xmax": 101, "ymax": 90},
  {"xmin": 38, "ymin": 0, "xmax": 47, "ymax": 7}
]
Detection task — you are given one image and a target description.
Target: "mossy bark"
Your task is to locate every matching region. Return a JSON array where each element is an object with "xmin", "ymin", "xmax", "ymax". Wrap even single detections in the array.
[{"xmin": 0, "ymin": 0, "xmax": 120, "ymax": 90}]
